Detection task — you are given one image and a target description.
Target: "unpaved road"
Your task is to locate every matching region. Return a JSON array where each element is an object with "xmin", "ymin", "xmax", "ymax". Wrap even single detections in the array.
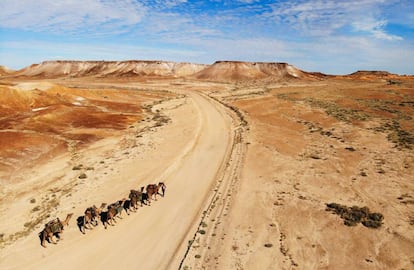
[{"xmin": 0, "ymin": 90, "xmax": 237, "ymax": 270}]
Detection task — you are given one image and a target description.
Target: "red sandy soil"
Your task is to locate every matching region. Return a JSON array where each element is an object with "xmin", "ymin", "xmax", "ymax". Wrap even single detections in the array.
[{"xmin": 0, "ymin": 82, "xmax": 173, "ymax": 183}]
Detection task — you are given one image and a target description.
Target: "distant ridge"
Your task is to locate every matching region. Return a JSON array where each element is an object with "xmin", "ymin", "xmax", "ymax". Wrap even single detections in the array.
[
  {"xmin": 341, "ymin": 70, "xmax": 409, "ymax": 80},
  {"xmin": 3, "ymin": 60, "xmax": 411, "ymax": 81},
  {"xmin": 4, "ymin": 60, "xmax": 324, "ymax": 82},
  {"xmin": 192, "ymin": 61, "xmax": 322, "ymax": 82},
  {"xmin": 12, "ymin": 60, "xmax": 208, "ymax": 78}
]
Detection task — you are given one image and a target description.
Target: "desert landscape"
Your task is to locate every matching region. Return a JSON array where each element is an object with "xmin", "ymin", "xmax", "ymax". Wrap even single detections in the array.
[{"xmin": 0, "ymin": 60, "xmax": 413, "ymax": 270}]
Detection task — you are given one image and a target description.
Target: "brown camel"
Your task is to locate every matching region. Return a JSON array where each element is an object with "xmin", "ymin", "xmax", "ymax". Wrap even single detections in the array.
[
  {"xmin": 80, "ymin": 205, "xmax": 101, "ymax": 234},
  {"xmin": 128, "ymin": 190, "xmax": 141, "ymax": 211},
  {"xmin": 103, "ymin": 199, "xmax": 126, "ymax": 229},
  {"xmin": 40, "ymin": 213, "xmax": 73, "ymax": 248},
  {"xmin": 146, "ymin": 184, "xmax": 159, "ymax": 202}
]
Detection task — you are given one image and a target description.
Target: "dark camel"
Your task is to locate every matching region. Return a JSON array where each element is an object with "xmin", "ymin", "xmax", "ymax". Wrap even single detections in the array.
[
  {"xmin": 158, "ymin": 182, "xmax": 166, "ymax": 197},
  {"xmin": 140, "ymin": 186, "xmax": 150, "ymax": 205}
]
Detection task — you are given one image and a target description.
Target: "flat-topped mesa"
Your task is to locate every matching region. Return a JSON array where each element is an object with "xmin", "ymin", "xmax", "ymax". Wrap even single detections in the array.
[
  {"xmin": 341, "ymin": 70, "xmax": 406, "ymax": 81},
  {"xmin": 5, "ymin": 59, "xmax": 334, "ymax": 81},
  {"xmin": 348, "ymin": 70, "xmax": 396, "ymax": 78},
  {"xmin": 14, "ymin": 60, "xmax": 208, "ymax": 78},
  {"xmin": 350, "ymin": 70, "xmax": 393, "ymax": 76},
  {"xmin": 192, "ymin": 60, "xmax": 311, "ymax": 82}
]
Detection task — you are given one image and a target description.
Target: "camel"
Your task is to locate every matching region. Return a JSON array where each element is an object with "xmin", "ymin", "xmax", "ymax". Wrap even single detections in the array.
[
  {"xmin": 158, "ymin": 182, "xmax": 166, "ymax": 197},
  {"xmin": 99, "ymin": 203, "xmax": 111, "ymax": 229},
  {"xmin": 40, "ymin": 213, "xmax": 73, "ymax": 248},
  {"xmin": 123, "ymin": 199, "xmax": 133, "ymax": 215},
  {"xmin": 146, "ymin": 184, "xmax": 159, "ymax": 202},
  {"xmin": 112, "ymin": 199, "xmax": 126, "ymax": 219},
  {"xmin": 140, "ymin": 186, "xmax": 150, "ymax": 205},
  {"xmin": 102, "ymin": 199, "xmax": 125, "ymax": 229},
  {"xmin": 79, "ymin": 205, "xmax": 101, "ymax": 234},
  {"xmin": 127, "ymin": 189, "xmax": 142, "ymax": 212}
]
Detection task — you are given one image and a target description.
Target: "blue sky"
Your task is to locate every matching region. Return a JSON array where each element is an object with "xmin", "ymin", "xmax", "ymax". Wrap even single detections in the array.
[{"xmin": 0, "ymin": 0, "xmax": 413, "ymax": 74}]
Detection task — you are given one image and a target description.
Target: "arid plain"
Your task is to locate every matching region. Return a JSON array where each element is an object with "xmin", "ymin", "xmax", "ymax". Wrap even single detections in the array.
[{"xmin": 0, "ymin": 61, "xmax": 413, "ymax": 270}]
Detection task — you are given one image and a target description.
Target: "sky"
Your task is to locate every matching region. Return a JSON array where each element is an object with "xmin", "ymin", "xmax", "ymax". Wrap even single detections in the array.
[{"xmin": 0, "ymin": 0, "xmax": 413, "ymax": 75}]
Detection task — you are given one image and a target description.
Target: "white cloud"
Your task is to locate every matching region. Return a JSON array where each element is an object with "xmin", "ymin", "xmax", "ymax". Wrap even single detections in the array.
[
  {"xmin": 267, "ymin": 0, "xmax": 402, "ymax": 40},
  {"xmin": 163, "ymin": 0, "xmax": 188, "ymax": 8},
  {"xmin": 236, "ymin": 0, "xmax": 261, "ymax": 3},
  {"xmin": 0, "ymin": 0, "xmax": 146, "ymax": 34},
  {"xmin": 352, "ymin": 19, "xmax": 403, "ymax": 41}
]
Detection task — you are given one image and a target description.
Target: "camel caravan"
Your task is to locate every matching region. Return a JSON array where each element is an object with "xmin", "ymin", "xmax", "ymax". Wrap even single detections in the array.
[{"xmin": 40, "ymin": 182, "xmax": 166, "ymax": 247}]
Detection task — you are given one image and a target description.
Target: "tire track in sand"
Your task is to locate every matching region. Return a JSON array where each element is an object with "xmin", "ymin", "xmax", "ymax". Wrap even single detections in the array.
[{"xmin": 178, "ymin": 93, "xmax": 248, "ymax": 269}]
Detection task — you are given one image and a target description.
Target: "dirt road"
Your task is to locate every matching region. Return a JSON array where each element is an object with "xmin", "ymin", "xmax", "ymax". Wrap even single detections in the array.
[{"xmin": 0, "ymin": 90, "xmax": 237, "ymax": 270}]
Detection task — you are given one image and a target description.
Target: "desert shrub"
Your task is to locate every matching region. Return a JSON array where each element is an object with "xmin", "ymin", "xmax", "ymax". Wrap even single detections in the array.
[
  {"xmin": 72, "ymin": 165, "xmax": 83, "ymax": 170},
  {"xmin": 31, "ymin": 206, "xmax": 41, "ymax": 212},
  {"xmin": 373, "ymin": 120, "xmax": 414, "ymax": 149},
  {"xmin": 361, "ymin": 219, "xmax": 382, "ymax": 228},
  {"xmin": 326, "ymin": 203, "xmax": 383, "ymax": 228}
]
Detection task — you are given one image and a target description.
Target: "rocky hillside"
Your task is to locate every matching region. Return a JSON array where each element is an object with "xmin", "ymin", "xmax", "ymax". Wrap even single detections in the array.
[
  {"xmin": 6, "ymin": 60, "xmax": 411, "ymax": 82},
  {"xmin": 192, "ymin": 61, "xmax": 323, "ymax": 82},
  {"xmin": 12, "ymin": 60, "xmax": 208, "ymax": 78}
]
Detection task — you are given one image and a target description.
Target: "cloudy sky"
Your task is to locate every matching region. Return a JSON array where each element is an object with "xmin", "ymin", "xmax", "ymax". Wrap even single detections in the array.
[{"xmin": 0, "ymin": 0, "xmax": 413, "ymax": 74}]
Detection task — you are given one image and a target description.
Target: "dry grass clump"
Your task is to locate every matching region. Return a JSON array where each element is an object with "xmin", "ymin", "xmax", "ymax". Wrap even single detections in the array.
[
  {"xmin": 326, "ymin": 203, "xmax": 384, "ymax": 228},
  {"xmin": 276, "ymin": 93, "xmax": 370, "ymax": 122},
  {"xmin": 305, "ymin": 99, "xmax": 370, "ymax": 122},
  {"xmin": 373, "ymin": 120, "xmax": 414, "ymax": 149}
]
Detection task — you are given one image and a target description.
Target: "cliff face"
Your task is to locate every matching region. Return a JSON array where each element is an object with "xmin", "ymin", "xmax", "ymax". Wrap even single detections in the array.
[
  {"xmin": 14, "ymin": 60, "xmax": 208, "ymax": 78},
  {"xmin": 192, "ymin": 61, "xmax": 319, "ymax": 82},
  {"xmin": 9, "ymin": 60, "xmax": 321, "ymax": 81}
]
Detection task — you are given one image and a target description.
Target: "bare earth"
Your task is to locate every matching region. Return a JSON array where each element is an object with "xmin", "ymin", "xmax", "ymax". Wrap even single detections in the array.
[{"xmin": 0, "ymin": 72, "xmax": 413, "ymax": 270}]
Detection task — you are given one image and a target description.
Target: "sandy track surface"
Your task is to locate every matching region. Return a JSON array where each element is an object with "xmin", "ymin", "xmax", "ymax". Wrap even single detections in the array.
[{"xmin": 0, "ymin": 90, "xmax": 237, "ymax": 270}]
